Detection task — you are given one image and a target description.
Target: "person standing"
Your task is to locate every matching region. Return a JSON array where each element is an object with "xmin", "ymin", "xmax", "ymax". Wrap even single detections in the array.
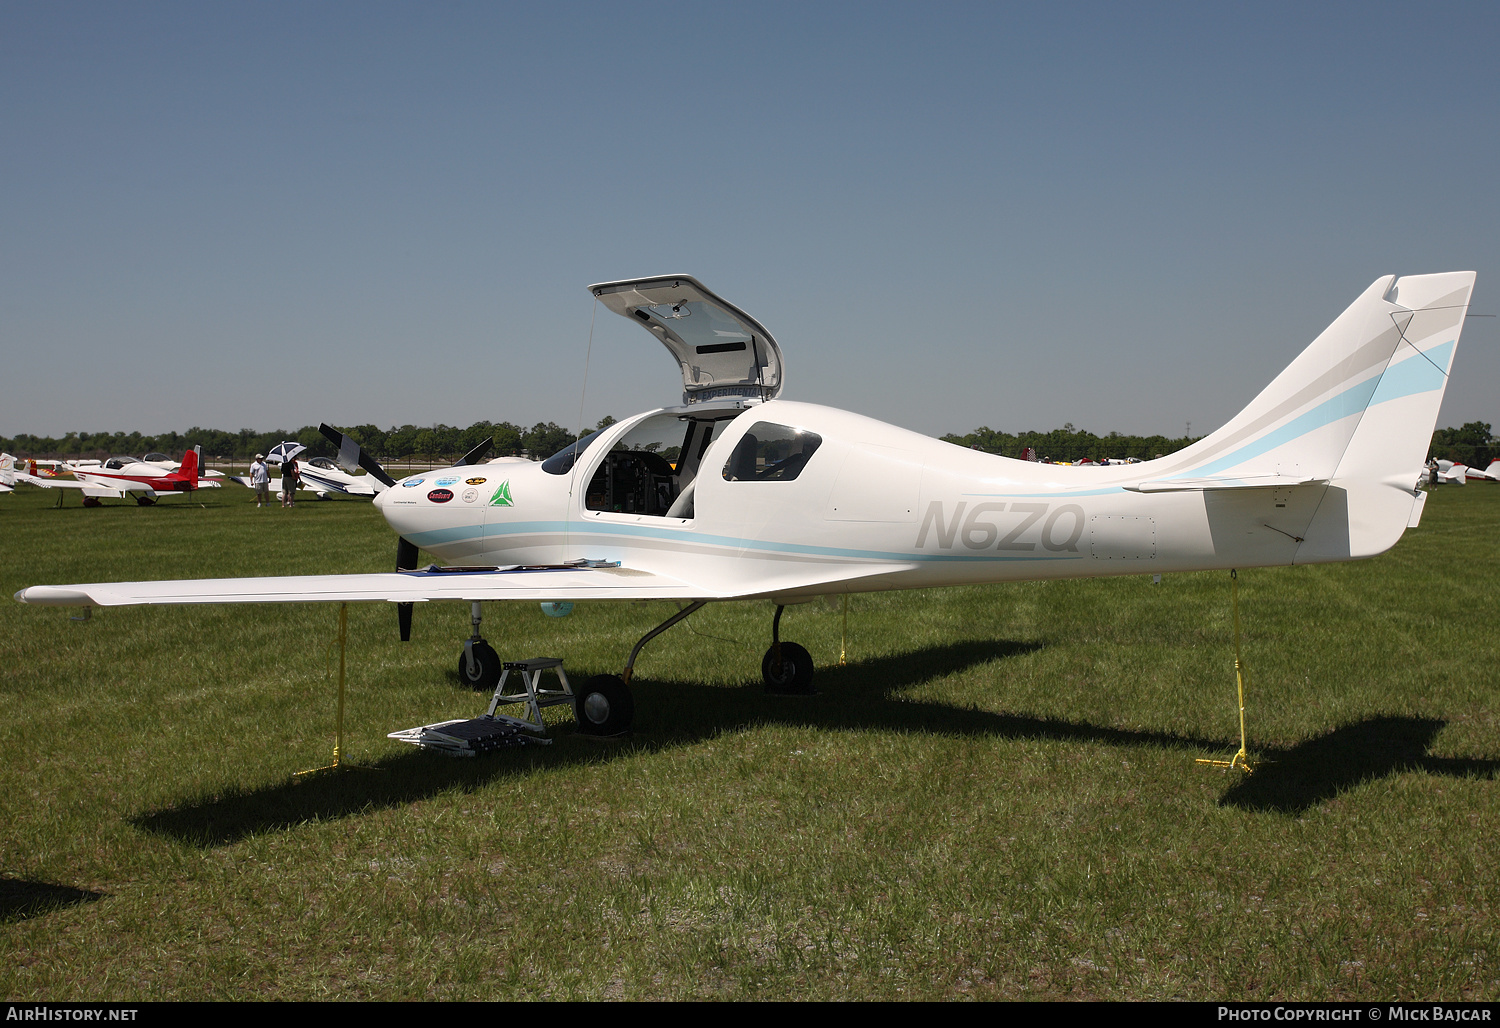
[
  {"xmin": 250, "ymin": 454, "xmax": 271, "ymax": 508},
  {"xmin": 281, "ymin": 455, "xmax": 300, "ymax": 508}
]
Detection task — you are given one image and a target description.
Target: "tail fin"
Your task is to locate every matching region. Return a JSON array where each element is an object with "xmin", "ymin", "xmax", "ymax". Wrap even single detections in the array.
[
  {"xmin": 177, "ymin": 447, "xmax": 201, "ymax": 489},
  {"xmin": 1156, "ymin": 272, "xmax": 1475, "ymax": 559}
]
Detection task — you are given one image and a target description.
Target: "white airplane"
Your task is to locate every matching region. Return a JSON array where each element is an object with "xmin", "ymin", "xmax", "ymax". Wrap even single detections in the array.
[
  {"xmin": 1470, "ymin": 458, "xmax": 1500, "ymax": 482},
  {"xmin": 1432, "ymin": 459, "xmax": 1471, "ymax": 485},
  {"xmin": 14, "ymin": 271, "xmax": 1476, "ymax": 738},
  {"xmin": 1432, "ymin": 457, "xmax": 1498, "ymax": 483},
  {"xmin": 230, "ymin": 447, "xmax": 389, "ymax": 499}
]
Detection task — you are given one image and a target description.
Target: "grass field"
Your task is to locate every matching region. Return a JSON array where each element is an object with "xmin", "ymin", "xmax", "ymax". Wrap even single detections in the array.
[{"xmin": 1, "ymin": 483, "xmax": 1496, "ymax": 1000}]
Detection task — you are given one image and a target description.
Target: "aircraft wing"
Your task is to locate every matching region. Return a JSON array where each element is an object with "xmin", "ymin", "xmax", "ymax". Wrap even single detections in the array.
[
  {"xmin": 12, "ymin": 473, "xmax": 129, "ymax": 497},
  {"xmin": 232, "ymin": 475, "xmax": 365, "ymax": 497},
  {"xmin": 15, "ymin": 560, "xmax": 912, "ymax": 608}
]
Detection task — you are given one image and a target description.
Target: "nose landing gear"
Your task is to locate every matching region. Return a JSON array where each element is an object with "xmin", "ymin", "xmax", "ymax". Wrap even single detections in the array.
[{"xmin": 457, "ymin": 601, "xmax": 502, "ymax": 692}]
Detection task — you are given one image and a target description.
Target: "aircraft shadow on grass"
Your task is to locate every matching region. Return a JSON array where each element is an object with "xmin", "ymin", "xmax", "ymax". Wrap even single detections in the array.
[
  {"xmin": 133, "ymin": 640, "xmax": 1500, "ymax": 846},
  {"xmin": 0, "ymin": 878, "xmax": 105, "ymax": 924},
  {"xmin": 1217, "ymin": 716, "xmax": 1500, "ymax": 814}
]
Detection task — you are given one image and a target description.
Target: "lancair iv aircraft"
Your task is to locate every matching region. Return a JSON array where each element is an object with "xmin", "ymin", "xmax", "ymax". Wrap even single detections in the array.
[{"xmin": 15, "ymin": 272, "xmax": 1476, "ymax": 736}]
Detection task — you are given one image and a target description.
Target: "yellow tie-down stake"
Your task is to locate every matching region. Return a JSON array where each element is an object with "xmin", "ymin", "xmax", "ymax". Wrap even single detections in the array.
[{"xmin": 1197, "ymin": 570, "xmax": 1257, "ymax": 774}]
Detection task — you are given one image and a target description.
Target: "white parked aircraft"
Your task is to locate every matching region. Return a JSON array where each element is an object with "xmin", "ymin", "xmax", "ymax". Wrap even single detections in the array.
[
  {"xmin": 1432, "ymin": 459, "xmax": 1472, "ymax": 485},
  {"xmin": 230, "ymin": 455, "xmax": 388, "ymax": 499},
  {"xmin": 15, "ymin": 272, "xmax": 1476, "ymax": 736},
  {"xmin": 1471, "ymin": 458, "xmax": 1500, "ymax": 482}
]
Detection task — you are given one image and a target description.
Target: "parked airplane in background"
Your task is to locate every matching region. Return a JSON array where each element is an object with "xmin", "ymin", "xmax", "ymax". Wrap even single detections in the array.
[
  {"xmin": 1433, "ymin": 459, "xmax": 1472, "ymax": 485},
  {"xmin": 230, "ymin": 445, "xmax": 387, "ymax": 499},
  {"xmin": 139, "ymin": 452, "xmax": 226, "ymax": 479},
  {"xmin": 1446, "ymin": 457, "xmax": 1500, "ymax": 483},
  {"xmin": 15, "ymin": 449, "xmax": 222, "ymax": 505},
  {"xmin": 16, "ymin": 271, "xmax": 1477, "ymax": 737}
]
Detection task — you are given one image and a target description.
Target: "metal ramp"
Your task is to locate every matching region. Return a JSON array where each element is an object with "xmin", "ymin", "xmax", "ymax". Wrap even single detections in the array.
[{"xmin": 389, "ymin": 658, "xmax": 573, "ymax": 757}]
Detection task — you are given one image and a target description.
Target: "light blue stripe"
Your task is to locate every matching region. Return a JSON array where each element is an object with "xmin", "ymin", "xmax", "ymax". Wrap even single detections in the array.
[
  {"xmin": 1184, "ymin": 339, "xmax": 1453, "ymax": 479},
  {"xmin": 409, "ymin": 518, "xmax": 1083, "ymax": 564},
  {"xmin": 1369, "ymin": 340, "xmax": 1452, "ymax": 405},
  {"xmin": 965, "ymin": 488, "xmax": 1127, "ymax": 498}
]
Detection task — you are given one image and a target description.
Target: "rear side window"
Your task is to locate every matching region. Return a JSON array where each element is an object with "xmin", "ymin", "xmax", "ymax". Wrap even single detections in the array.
[{"xmin": 722, "ymin": 423, "xmax": 822, "ymax": 482}]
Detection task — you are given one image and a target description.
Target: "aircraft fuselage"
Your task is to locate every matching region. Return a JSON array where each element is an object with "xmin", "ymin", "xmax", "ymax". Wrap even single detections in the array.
[{"xmin": 375, "ymin": 399, "xmax": 1366, "ymax": 603}]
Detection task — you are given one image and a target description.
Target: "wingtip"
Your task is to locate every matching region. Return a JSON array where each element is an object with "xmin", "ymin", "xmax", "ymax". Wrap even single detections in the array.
[{"xmin": 14, "ymin": 586, "xmax": 94, "ymax": 607}]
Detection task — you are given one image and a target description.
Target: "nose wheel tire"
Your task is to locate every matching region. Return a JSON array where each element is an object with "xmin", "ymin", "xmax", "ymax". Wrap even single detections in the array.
[
  {"xmin": 574, "ymin": 674, "xmax": 634, "ymax": 736},
  {"xmin": 762, "ymin": 642, "xmax": 815, "ymax": 694},
  {"xmin": 456, "ymin": 641, "xmax": 502, "ymax": 692}
]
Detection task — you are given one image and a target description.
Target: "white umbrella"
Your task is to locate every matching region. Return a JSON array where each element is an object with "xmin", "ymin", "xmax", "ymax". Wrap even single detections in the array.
[{"xmin": 267, "ymin": 441, "xmax": 307, "ymax": 466}]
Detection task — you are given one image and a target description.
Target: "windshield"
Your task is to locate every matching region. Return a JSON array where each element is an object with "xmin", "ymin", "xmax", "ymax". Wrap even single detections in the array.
[{"xmin": 540, "ymin": 430, "xmax": 602, "ymax": 475}]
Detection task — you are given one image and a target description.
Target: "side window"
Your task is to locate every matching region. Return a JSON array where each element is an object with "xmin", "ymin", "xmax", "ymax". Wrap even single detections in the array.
[{"xmin": 722, "ymin": 423, "xmax": 822, "ymax": 482}]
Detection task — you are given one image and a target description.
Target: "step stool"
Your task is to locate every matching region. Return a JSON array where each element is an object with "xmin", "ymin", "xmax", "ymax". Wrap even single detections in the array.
[{"xmin": 388, "ymin": 657, "xmax": 573, "ymax": 757}]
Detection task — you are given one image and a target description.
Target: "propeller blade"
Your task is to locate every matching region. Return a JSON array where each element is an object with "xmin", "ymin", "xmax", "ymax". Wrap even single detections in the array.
[
  {"xmin": 318, "ymin": 424, "xmax": 397, "ymax": 488},
  {"xmin": 396, "ymin": 536, "xmax": 420, "ymax": 643},
  {"xmin": 456, "ymin": 436, "xmax": 493, "ymax": 467}
]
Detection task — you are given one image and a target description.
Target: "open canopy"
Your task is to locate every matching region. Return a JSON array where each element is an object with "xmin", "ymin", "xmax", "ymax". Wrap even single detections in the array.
[{"xmin": 589, "ymin": 275, "xmax": 783, "ymax": 405}]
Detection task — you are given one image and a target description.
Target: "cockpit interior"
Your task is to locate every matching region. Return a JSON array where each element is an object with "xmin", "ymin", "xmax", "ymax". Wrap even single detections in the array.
[{"xmin": 543, "ymin": 409, "xmax": 824, "ymax": 521}]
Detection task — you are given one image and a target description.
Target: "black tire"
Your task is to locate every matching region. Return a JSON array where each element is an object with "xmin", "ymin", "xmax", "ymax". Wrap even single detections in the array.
[
  {"xmin": 574, "ymin": 674, "xmax": 634, "ymax": 736},
  {"xmin": 135, "ymin": 495, "xmax": 156, "ymax": 506},
  {"xmin": 762, "ymin": 641, "xmax": 815, "ymax": 694},
  {"xmin": 456, "ymin": 641, "xmax": 502, "ymax": 692}
]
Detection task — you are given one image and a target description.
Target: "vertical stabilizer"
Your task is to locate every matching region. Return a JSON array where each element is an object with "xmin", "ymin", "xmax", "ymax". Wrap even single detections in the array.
[
  {"xmin": 178, "ymin": 447, "xmax": 201, "ymax": 490},
  {"xmin": 1143, "ymin": 272, "xmax": 1475, "ymax": 562},
  {"xmin": 1297, "ymin": 271, "xmax": 1475, "ymax": 559}
]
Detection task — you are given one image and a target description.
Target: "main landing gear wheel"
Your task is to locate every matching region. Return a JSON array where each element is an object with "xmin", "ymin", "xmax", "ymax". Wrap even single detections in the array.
[
  {"xmin": 574, "ymin": 674, "xmax": 634, "ymax": 737},
  {"xmin": 135, "ymin": 495, "xmax": 156, "ymax": 506},
  {"xmin": 762, "ymin": 641, "xmax": 815, "ymax": 695},
  {"xmin": 456, "ymin": 641, "xmax": 502, "ymax": 692}
]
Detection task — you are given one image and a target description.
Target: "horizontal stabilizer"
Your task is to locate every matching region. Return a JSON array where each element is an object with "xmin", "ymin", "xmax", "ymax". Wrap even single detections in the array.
[{"xmin": 1126, "ymin": 475, "xmax": 1328, "ymax": 493}]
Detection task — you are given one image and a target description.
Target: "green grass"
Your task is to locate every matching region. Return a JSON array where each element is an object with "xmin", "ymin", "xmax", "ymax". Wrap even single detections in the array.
[{"xmin": 0, "ymin": 484, "xmax": 1496, "ymax": 1000}]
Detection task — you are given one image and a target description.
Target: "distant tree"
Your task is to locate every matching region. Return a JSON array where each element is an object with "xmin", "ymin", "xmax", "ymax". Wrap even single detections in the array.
[
  {"xmin": 942, "ymin": 425, "xmax": 1197, "ymax": 463},
  {"xmin": 1430, "ymin": 422, "xmax": 1495, "ymax": 467},
  {"xmin": 523, "ymin": 422, "xmax": 577, "ymax": 458}
]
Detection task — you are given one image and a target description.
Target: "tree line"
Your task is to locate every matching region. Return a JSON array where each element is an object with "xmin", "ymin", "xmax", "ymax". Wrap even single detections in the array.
[
  {"xmin": 1428, "ymin": 421, "xmax": 1496, "ymax": 468},
  {"xmin": 938, "ymin": 423, "xmax": 1197, "ymax": 463},
  {"xmin": 0, "ymin": 419, "xmax": 617, "ymax": 465},
  {"xmin": 1, "ymin": 417, "xmax": 1491, "ymax": 466}
]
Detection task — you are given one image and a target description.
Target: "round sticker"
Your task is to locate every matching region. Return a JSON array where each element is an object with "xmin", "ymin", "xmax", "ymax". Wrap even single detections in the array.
[{"xmin": 427, "ymin": 488, "xmax": 454, "ymax": 503}]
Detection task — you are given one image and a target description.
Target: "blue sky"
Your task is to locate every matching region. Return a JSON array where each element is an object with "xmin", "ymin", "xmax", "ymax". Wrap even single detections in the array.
[{"xmin": 3, "ymin": 2, "xmax": 1496, "ymax": 440}]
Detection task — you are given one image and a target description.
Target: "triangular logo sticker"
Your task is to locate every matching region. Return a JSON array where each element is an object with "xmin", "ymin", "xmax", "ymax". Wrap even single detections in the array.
[{"xmin": 489, "ymin": 480, "xmax": 514, "ymax": 506}]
